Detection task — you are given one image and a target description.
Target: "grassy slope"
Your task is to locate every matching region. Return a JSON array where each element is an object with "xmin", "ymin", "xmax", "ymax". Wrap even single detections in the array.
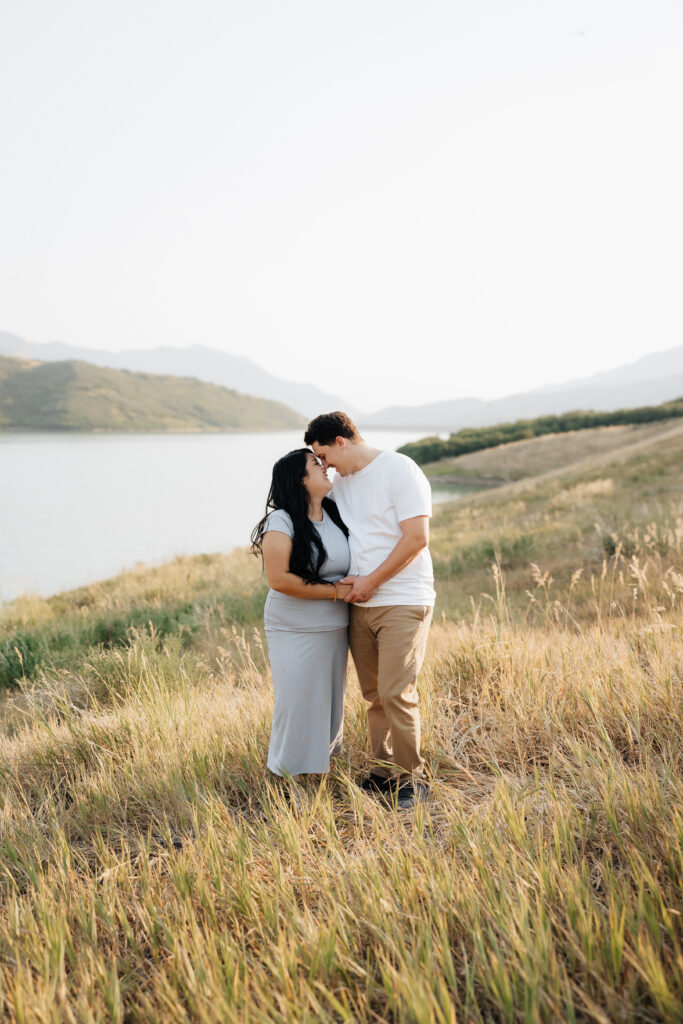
[
  {"xmin": 0, "ymin": 356, "xmax": 305, "ymax": 431},
  {"xmin": 399, "ymin": 399, "xmax": 683, "ymax": 466},
  {"xmin": 430, "ymin": 417, "xmax": 683, "ymax": 618},
  {"xmin": 424, "ymin": 419, "xmax": 679, "ymax": 483},
  {"xmin": 0, "ymin": 428, "xmax": 681, "ymax": 1021}
]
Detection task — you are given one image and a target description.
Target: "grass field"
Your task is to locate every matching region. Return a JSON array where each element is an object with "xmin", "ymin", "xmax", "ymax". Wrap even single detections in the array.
[{"xmin": 0, "ymin": 425, "xmax": 681, "ymax": 1022}]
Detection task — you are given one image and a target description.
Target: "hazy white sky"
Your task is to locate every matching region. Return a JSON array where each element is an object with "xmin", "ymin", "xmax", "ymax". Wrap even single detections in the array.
[{"xmin": 1, "ymin": 0, "xmax": 682, "ymax": 411}]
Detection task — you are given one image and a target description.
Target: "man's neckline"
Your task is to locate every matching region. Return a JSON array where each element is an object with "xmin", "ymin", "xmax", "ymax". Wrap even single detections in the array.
[{"xmin": 343, "ymin": 449, "xmax": 387, "ymax": 478}]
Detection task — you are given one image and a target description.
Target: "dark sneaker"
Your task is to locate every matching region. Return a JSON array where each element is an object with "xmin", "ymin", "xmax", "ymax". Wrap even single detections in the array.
[
  {"xmin": 359, "ymin": 772, "xmax": 390, "ymax": 795},
  {"xmin": 395, "ymin": 780, "xmax": 428, "ymax": 810}
]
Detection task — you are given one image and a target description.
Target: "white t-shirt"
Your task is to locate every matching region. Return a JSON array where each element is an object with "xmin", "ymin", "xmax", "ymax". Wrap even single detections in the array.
[{"xmin": 331, "ymin": 449, "xmax": 435, "ymax": 607}]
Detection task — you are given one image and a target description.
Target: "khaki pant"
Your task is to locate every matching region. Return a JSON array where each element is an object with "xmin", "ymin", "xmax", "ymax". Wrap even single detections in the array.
[{"xmin": 349, "ymin": 604, "xmax": 433, "ymax": 778}]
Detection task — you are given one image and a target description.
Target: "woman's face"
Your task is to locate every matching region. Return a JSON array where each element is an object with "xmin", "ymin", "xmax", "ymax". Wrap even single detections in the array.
[{"xmin": 302, "ymin": 452, "xmax": 332, "ymax": 501}]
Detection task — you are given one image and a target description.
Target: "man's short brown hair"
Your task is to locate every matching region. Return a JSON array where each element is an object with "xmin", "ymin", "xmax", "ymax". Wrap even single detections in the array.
[{"xmin": 304, "ymin": 411, "xmax": 363, "ymax": 447}]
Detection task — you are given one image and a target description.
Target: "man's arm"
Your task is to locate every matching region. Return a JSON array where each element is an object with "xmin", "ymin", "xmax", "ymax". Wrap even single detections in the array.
[{"xmin": 340, "ymin": 516, "xmax": 429, "ymax": 604}]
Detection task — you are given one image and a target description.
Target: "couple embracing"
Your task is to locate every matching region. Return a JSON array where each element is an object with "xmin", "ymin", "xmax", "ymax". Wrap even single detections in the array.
[{"xmin": 251, "ymin": 412, "xmax": 435, "ymax": 810}]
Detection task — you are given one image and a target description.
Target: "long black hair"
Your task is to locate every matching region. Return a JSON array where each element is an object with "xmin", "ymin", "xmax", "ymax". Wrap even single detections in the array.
[{"xmin": 250, "ymin": 448, "xmax": 348, "ymax": 583}]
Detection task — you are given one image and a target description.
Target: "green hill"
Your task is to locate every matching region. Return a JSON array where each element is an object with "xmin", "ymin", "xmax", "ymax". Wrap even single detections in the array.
[{"xmin": 0, "ymin": 356, "xmax": 306, "ymax": 432}]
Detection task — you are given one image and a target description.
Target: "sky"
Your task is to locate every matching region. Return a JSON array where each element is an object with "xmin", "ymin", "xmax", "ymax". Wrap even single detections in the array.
[{"xmin": 1, "ymin": 0, "xmax": 682, "ymax": 413}]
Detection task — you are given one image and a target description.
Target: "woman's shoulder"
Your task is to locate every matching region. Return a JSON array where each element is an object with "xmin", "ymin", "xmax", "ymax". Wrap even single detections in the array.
[{"xmin": 264, "ymin": 508, "xmax": 294, "ymax": 537}]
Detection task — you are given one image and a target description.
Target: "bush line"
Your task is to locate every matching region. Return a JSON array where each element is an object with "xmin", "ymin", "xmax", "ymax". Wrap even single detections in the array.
[{"xmin": 398, "ymin": 396, "xmax": 683, "ymax": 465}]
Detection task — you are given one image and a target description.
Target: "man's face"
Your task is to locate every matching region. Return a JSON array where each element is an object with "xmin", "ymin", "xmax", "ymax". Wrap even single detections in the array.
[{"xmin": 311, "ymin": 438, "xmax": 347, "ymax": 473}]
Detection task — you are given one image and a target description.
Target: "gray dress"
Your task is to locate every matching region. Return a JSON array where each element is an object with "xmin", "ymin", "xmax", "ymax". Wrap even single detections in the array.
[{"xmin": 263, "ymin": 507, "xmax": 351, "ymax": 776}]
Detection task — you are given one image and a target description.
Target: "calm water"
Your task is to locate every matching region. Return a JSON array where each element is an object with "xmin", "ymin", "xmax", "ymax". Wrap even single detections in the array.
[{"xmin": 0, "ymin": 431, "xmax": 466, "ymax": 603}]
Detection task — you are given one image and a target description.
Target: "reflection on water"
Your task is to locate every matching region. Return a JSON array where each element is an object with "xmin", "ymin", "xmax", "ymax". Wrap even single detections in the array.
[
  {"xmin": 0, "ymin": 431, "xmax": 471, "ymax": 603},
  {"xmin": 431, "ymin": 485, "xmax": 475, "ymax": 505}
]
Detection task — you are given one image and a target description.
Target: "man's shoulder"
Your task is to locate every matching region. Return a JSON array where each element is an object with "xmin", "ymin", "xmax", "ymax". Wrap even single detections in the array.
[
  {"xmin": 387, "ymin": 450, "xmax": 414, "ymax": 466},
  {"xmin": 370, "ymin": 449, "xmax": 414, "ymax": 475},
  {"xmin": 334, "ymin": 450, "xmax": 422, "ymax": 493},
  {"xmin": 384, "ymin": 450, "xmax": 426, "ymax": 478}
]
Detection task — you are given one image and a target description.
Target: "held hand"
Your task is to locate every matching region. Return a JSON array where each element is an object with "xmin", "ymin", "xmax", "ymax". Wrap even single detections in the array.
[
  {"xmin": 334, "ymin": 582, "xmax": 353, "ymax": 600},
  {"xmin": 339, "ymin": 575, "xmax": 378, "ymax": 604}
]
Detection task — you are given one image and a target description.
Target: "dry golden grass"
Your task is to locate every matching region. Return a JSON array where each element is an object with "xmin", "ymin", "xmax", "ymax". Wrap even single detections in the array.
[
  {"xmin": 429, "ymin": 419, "xmax": 683, "ymax": 623},
  {"xmin": 2, "ymin": 548, "xmax": 264, "ymax": 632},
  {"xmin": 424, "ymin": 420, "xmax": 683, "ymax": 485},
  {"xmin": 1, "ymin": 429, "xmax": 682, "ymax": 1022},
  {"xmin": 0, "ymin": 566, "xmax": 681, "ymax": 1021}
]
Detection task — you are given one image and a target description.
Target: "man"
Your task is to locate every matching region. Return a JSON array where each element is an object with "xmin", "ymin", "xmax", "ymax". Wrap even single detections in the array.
[{"xmin": 304, "ymin": 411, "xmax": 435, "ymax": 810}]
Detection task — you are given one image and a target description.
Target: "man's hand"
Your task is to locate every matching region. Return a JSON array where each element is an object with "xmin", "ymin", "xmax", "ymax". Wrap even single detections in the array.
[
  {"xmin": 339, "ymin": 574, "xmax": 378, "ymax": 604},
  {"xmin": 338, "ymin": 517, "xmax": 429, "ymax": 605}
]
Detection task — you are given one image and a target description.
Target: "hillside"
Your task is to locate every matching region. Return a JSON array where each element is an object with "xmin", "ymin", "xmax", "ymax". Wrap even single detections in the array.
[
  {"xmin": 429, "ymin": 416, "xmax": 683, "ymax": 617},
  {"xmin": 423, "ymin": 419, "xmax": 681, "ymax": 486},
  {"xmin": 0, "ymin": 419, "xmax": 681, "ymax": 1019},
  {"xmin": 400, "ymin": 396, "xmax": 683, "ymax": 466},
  {"xmin": 0, "ymin": 331, "xmax": 357, "ymax": 419},
  {"xmin": 0, "ymin": 356, "xmax": 306, "ymax": 432}
]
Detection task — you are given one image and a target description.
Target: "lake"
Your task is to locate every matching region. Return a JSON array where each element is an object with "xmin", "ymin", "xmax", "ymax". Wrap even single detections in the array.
[{"xmin": 0, "ymin": 431, "xmax": 467, "ymax": 604}]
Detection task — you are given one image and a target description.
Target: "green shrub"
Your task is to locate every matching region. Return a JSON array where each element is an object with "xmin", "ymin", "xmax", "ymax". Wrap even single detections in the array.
[{"xmin": 0, "ymin": 631, "xmax": 49, "ymax": 688}]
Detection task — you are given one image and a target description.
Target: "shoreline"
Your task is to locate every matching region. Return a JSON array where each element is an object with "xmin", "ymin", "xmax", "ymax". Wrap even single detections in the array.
[{"xmin": 426, "ymin": 473, "xmax": 505, "ymax": 489}]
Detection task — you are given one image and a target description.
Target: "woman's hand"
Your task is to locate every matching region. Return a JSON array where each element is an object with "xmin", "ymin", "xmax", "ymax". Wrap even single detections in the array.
[{"xmin": 334, "ymin": 581, "xmax": 353, "ymax": 600}]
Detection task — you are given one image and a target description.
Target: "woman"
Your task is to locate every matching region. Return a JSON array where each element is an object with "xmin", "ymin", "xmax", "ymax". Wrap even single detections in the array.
[{"xmin": 251, "ymin": 449, "xmax": 352, "ymax": 778}]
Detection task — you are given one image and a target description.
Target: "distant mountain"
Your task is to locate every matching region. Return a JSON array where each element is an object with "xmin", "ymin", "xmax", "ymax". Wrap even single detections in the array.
[
  {"xmin": 5, "ymin": 331, "xmax": 681, "ymax": 430},
  {"xmin": 360, "ymin": 344, "xmax": 683, "ymax": 430},
  {"xmin": 533, "ymin": 345, "xmax": 683, "ymax": 394},
  {"xmin": 0, "ymin": 356, "xmax": 306, "ymax": 432},
  {"xmin": 359, "ymin": 397, "xmax": 486, "ymax": 430},
  {"xmin": 0, "ymin": 332, "xmax": 356, "ymax": 419}
]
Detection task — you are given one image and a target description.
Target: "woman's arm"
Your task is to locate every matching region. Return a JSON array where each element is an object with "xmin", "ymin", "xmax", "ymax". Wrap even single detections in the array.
[{"xmin": 262, "ymin": 531, "xmax": 351, "ymax": 600}]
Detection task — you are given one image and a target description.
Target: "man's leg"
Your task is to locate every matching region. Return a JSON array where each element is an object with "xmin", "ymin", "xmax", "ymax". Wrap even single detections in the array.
[
  {"xmin": 348, "ymin": 606, "xmax": 393, "ymax": 769},
  {"xmin": 374, "ymin": 605, "xmax": 433, "ymax": 778}
]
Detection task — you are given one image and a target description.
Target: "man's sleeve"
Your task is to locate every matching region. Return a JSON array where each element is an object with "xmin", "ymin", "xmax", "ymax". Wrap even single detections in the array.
[{"xmin": 391, "ymin": 457, "xmax": 432, "ymax": 522}]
